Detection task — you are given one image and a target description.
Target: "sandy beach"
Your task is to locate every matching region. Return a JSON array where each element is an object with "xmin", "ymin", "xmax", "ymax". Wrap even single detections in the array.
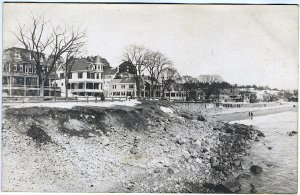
[{"xmin": 207, "ymin": 104, "xmax": 297, "ymax": 122}]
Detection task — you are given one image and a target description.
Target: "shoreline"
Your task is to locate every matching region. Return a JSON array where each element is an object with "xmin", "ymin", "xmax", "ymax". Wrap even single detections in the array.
[{"xmin": 208, "ymin": 106, "xmax": 297, "ymax": 122}]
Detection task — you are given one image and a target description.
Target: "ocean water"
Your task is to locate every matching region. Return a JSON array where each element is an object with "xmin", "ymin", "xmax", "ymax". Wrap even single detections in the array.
[{"xmin": 230, "ymin": 111, "xmax": 298, "ymax": 194}]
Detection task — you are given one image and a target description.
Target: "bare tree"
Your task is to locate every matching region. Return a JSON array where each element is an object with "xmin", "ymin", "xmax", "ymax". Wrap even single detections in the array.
[
  {"xmin": 15, "ymin": 15, "xmax": 86, "ymax": 97},
  {"xmin": 63, "ymin": 42, "xmax": 85, "ymax": 99},
  {"xmin": 197, "ymin": 74, "xmax": 223, "ymax": 84},
  {"xmin": 123, "ymin": 45, "xmax": 147, "ymax": 99},
  {"xmin": 161, "ymin": 67, "xmax": 181, "ymax": 99},
  {"xmin": 144, "ymin": 51, "xmax": 173, "ymax": 99}
]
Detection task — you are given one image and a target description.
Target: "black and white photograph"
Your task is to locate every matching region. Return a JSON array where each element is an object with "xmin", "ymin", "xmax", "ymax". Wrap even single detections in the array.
[{"xmin": 1, "ymin": 2, "xmax": 298, "ymax": 193}]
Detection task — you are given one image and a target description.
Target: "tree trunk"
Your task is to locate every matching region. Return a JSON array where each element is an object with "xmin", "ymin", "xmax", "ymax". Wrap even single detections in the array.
[
  {"xmin": 136, "ymin": 77, "xmax": 141, "ymax": 100},
  {"xmin": 39, "ymin": 76, "xmax": 44, "ymax": 97},
  {"xmin": 65, "ymin": 76, "xmax": 69, "ymax": 100},
  {"xmin": 151, "ymin": 80, "xmax": 154, "ymax": 100}
]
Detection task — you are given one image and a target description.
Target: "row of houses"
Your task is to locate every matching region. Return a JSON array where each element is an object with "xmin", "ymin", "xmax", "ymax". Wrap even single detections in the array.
[
  {"xmin": 3, "ymin": 47, "xmax": 186, "ymax": 101},
  {"xmin": 3, "ymin": 47, "xmax": 284, "ymax": 103}
]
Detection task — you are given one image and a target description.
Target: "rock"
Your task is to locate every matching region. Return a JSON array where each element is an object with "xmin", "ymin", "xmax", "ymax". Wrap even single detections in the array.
[
  {"xmin": 130, "ymin": 146, "xmax": 138, "ymax": 154},
  {"xmin": 202, "ymin": 148, "xmax": 209, "ymax": 153},
  {"xmin": 88, "ymin": 132, "xmax": 95, "ymax": 137},
  {"xmin": 288, "ymin": 131, "xmax": 297, "ymax": 136},
  {"xmin": 101, "ymin": 136, "xmax": 110, "ymax": 146},
  {"xmin": 257, "ymin": 132, "xmax": 265, "ymax": 137},
  {"xmin": 176, "ymin": 137, "xmax": 188, "ymax": 145},
  {"xmin": 215, "ymin": 178, "xmax": 241, "ymax": 193},
  {"xmin": 167, "ymin": 168, "xmax": 175, "ymax": 174},
  {"xmin": 195, "ymin": 158, "xmax": 202, "ymax": 164},
  {"xmin": 267, "ymin": 146, "xmax": 272, "ymax": 150},
  {"xmin": 250, "ymin": 165, "xmax": 263, "ymax": 174},
  {"xmin": 153, "ymin": 168, "xmax": 160, "ymax": 173},
  {"xmin": 250, "ymin": 184, "xmax": 257, "ymax": 193},
  {"xmin": 254, "ymin": 137, "xmax": 260, "ymax": 142}
]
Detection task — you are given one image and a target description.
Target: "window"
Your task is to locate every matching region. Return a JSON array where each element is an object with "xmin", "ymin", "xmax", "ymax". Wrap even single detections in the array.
[
  {"xmin": 129, "ymin": 84, "xmax": 134, "ymax": 89},
  {"xmin": 96, "ymin": 73, "xmax": 99, "ymax": 79},
  {"xmin": 79, "ymin": 83, "xmax": 83, "ymax": 89},
  {"xmin": 91, "ymin": 73, "xmax": 95, "ymax": 79},
  {"xmin": 113, "ymin": 85, "xmax": 117, "ymax": 89},
  {"xmin": 60, "ymin": 73, "xmax": 64, "ymax": 79},
  {"xmin": 68, "ymin": 73, "xmax": 72, "ymax": 79},
  {"xmin": 78, "ymin": 72, "xmax": 83, "ymax": 79},
  {"xmin": 121, "ymin": 85, "xmax": 126, "ymax": 89},
  {"xmin": 61, "ymin": 82, "xmax": 64, "ymax": 87},
  {"xmin": 20, "ymin": 65, "xmax": 23, "ymax": 72},
  {"xmin": 87, "ymin": 72, "xmax": 91, "ymax": 79},
  {"xmin": 68, "ymin": 83, "xmax": 71, "ymax": 89},
  {"xmin": 13, "ymin": 65, "xmax": 17, "ymax": 71},
  {"xmin": 15, "ymin": 51, "xmax": 21, "ymax": 59},
  {"xmin": 121, "ymin": 92, "xmax": 126, "ymax": 96},
  {"xmin": 30, "ymin": 53, "xmax": 34, "ymax": 60},
  {"xmin": 29, "ymin": 66, "xmax": 32, "ymax": 73}
]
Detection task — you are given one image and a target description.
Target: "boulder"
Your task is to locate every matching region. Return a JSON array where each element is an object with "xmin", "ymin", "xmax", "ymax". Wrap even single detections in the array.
[
  {"xmin": 215, "ymin": 178, "xmax": 241, "ymax": 193},
  {"xmin": 130, "ymin": 146, "xmax": 138, "ymax": 154},
  {"xmin": 257, "ymin": 132, "xmax": 265, "ymax": 137},
  {"xmin": 250, "ymin": 184, "xmax": 257, "ymax": 193},
  {"xmin": 250, "ymin": 165, "xmax": 263, "ymax": 174}
]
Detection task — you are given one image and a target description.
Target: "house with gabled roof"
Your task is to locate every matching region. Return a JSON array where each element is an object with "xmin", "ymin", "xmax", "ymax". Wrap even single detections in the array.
[
  {"xmin": 56, "ymin": 55, "xmax": 115, "ymax": 97},
  {"xmin": 107, "ymin": 77, "xmax": 137, "ymax": 98}
]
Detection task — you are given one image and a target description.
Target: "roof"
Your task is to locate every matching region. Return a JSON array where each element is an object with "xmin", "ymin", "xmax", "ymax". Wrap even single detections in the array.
[
  {"xmin": 71, "ymin": 58, "xmax": 92, "ymax": 71},
  {"xmin": 109, "ymin": 77, "xmax": 136, "ymax": 84},
  {"xmin": 94, "ymin": 55, "xmax": 101, "ymax": 64},
  {"xmin": 102, "ymin": 67, "xmax": 118, "ymax": 76}
]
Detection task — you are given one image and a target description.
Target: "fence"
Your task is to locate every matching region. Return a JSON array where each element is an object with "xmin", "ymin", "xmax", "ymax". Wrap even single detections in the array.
[{"xmin": 2, "ymin": 96, "xmax": 133, "ymax": 104}]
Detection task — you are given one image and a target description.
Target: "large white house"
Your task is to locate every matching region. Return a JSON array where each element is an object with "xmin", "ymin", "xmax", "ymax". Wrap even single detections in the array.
[{"xmin": 56, "ymin": 55, "xmax": 116, "ymax": 97}]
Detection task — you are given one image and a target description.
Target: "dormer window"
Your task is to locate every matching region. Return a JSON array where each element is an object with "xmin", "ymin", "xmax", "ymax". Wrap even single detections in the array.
[{"xmin": 89, "ymin": 64, "xmax": 95, "ymax": 70}]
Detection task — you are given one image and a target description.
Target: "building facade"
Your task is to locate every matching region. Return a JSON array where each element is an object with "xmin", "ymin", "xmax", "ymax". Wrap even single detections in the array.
[
  {"xmin": 2, "ymin": 47, "xmax": 60, "ymax": 97},
  {"xmin": 56, "ymin": 55, "xmax": 115, "ymax": 97},
  {"xmin": 107, "ymin": 77, "xmax": 137, "ymax": 98}
]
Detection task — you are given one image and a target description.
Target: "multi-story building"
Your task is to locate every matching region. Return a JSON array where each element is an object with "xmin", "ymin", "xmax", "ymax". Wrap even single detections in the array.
[
  {"xmin": 107, "ymin": 77, "xmax": 137, "ymax": 98},
  {"xmin": 102, "ymin": 67, "xmax": 119, "ymax": 96},
  {"xmin": 56, "ymin": 55, "xmax": 117, "ymax": 97},
  {"xmin": 2, "ymin": 47, "xmax": 60, "ymax": 97}
]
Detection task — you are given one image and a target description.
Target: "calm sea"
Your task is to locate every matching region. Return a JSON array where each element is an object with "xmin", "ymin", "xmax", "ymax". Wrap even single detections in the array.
[{"xmin": 230, "ymin": 111, "xmax": 298, "ymax": 193}]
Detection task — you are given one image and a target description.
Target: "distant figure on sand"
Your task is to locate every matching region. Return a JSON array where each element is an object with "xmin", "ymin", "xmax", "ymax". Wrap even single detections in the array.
[{"xmin": 250, "ymin": 112, "xmax": 254, "ymax": 120}]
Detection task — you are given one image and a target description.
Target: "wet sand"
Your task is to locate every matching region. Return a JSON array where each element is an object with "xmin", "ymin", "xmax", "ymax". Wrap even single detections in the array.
[{"xmin": 209, "ymin": 106, "xmax": 297, "ymax": 122}]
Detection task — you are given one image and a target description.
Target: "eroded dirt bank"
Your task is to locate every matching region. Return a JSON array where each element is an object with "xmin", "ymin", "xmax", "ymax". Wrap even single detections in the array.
[{"xmin": 2, "ymin": 101, "xmax": 262, "ymax": 192}]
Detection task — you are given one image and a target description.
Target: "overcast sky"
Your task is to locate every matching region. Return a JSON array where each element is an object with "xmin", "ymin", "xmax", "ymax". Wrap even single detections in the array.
[{"xmin": 3, "ymin": 3, "xmax": 299, "ymax": 90}]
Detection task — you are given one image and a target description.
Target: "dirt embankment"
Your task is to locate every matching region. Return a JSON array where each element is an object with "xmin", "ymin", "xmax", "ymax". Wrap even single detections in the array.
[{"xmin": 2, "ymin": 101, "xmax": 262, "ymax": 192}]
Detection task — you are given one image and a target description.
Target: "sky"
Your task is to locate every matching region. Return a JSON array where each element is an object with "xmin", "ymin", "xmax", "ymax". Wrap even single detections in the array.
[{"xmin": 3, "ymin": 3, "xmax": 299, "ymax": 90}]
